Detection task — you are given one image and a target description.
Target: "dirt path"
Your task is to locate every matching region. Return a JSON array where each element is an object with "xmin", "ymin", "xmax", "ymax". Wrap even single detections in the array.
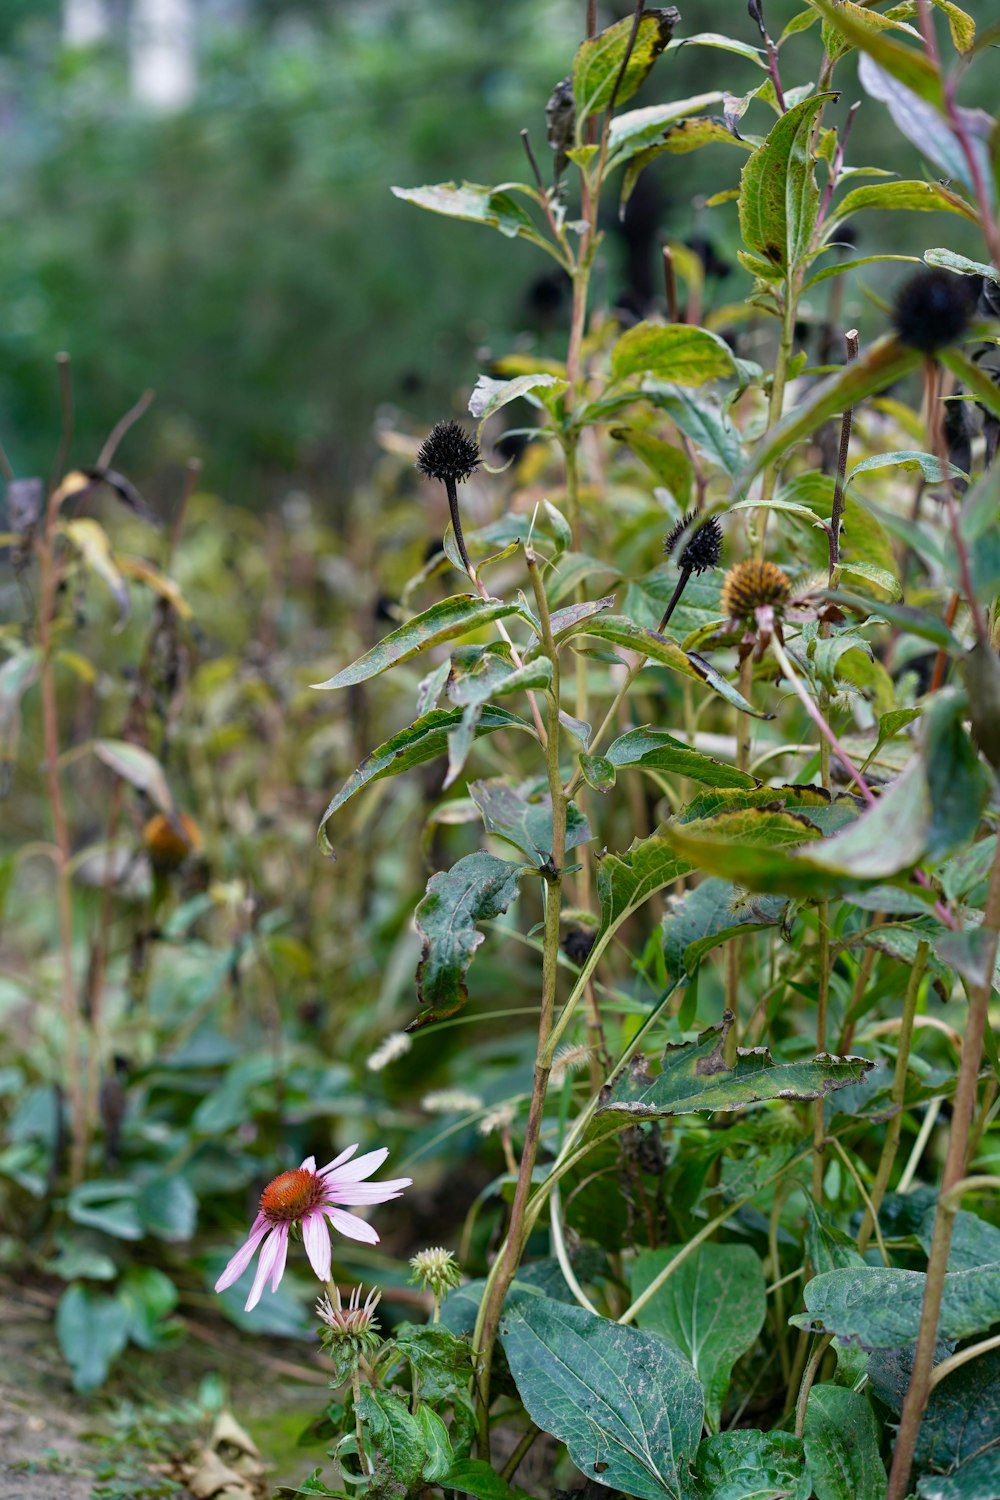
[{"xmin": 0, "ymin": 1285, "xmax": 333, "ymax": 1499}]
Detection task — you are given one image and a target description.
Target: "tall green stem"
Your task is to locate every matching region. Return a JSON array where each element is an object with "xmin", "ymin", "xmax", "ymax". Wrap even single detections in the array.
[
  {"xmin": 857, "ymin": 940, "xmax": 929, "ymax": 1254},
  {"xmin": 886, "ymin": 837, "xmax": 1000, "ymax": 1499},
  {"xmin": 473, "ymin": 547, "xmax": 566, "ymax": 1458}
]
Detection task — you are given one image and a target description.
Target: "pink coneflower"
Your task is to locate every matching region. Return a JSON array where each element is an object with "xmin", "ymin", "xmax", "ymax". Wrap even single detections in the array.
[{"xmin": 215, "ymin": 1146, "xmax": 411, "ymax": 1311}]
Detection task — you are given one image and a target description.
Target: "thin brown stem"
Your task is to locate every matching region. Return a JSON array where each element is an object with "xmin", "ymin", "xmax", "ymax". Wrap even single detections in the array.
[
  {"xmin": 50, "ymin": 353, "xmax": 74, "ymax": 492},
  {"xmin": 886, "ymin": 835, "xmax": 1000, "ymax": 1500},
  {"xmin": 662, "ymin": 245, "xmax": 679, "ymax": 322},
  {"xmin": 473, "ymin": 547, "xmax": 566, "ymax": 1458},
  {"xmin": 96, "ymin": 388, "xmax": 155, "ymax": 470}
]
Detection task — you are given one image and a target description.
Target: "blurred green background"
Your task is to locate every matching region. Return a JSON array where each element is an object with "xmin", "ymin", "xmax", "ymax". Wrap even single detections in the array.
[{"xmin": 0, "ymin": 0, "xmax": 991, "ymax": 511}]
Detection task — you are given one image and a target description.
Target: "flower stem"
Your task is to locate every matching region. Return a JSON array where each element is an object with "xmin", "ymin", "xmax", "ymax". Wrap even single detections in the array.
[
  {"xmin": 886, "ymin": 834, "xmax": 1000, "ymax": 1500},
  {"xmin": 473, "ymin": 546, "xmax": 566, "ymax": 1458},
  {"xmin": 857, "ymin": 940, "xmax": 929, "ymax": 1254},
  {"xmin": 351, "ymin": 1369, "xmax": 370, "ymax": 1476}
]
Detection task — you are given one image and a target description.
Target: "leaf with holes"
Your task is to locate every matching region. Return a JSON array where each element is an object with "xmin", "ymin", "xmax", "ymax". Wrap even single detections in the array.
[
  {"xmin": 572, "ymin": 8, "xmax": 680, "ymax": 121},
  {"xmin": 600, "ymin": 1014, "xmax": 871, "ymax": 1118},
  {"xmin": 413, "ymin": 852, "xmax": 526, "ymax": 1027}
]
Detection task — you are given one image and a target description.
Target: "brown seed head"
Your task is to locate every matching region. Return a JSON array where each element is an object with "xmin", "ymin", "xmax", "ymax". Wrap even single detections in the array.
[
  {"xmin": 143, "ymin": 812, "xmax": 202, "ymax": 872},
  {"xmin": 721, "ymin": 558, "xmax": 791, "ymax": 621}
]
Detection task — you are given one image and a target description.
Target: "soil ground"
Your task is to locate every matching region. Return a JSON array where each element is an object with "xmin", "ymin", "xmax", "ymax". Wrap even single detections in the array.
[{"xmin": 0, "ymin": 1282, "xmax": 333, "ymax": 1500}]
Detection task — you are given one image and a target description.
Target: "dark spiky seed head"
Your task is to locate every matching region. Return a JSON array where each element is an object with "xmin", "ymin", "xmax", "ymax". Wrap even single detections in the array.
[
  {"xmin": 721, "ymin": 558, "xmax": 791, "ymax": 620},
  {"xmin": 664, "ymin": 511, "xmax": 723, "ymax": 574},
  {"xmin": 892, "ymin": 269, "xmax": 978, "ymax": 354},
  {"xmin": 416, "ymin": 421, "xmax": 481, "ymax": 484}
]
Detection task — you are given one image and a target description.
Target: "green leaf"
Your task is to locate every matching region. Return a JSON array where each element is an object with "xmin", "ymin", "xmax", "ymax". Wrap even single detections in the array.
[
  {"xmin": 606, "ymin": 727, "xmax": 755, "ymax": 790},
  {"xmin": 312, "ymin": 594, "xmax": 526, "ymax": 691},
  {"xmin": 610, "ymin": 428, "xmax": 693, "ymax": 503},
  {"xmin": 803, "ymin": 1385, "xmax": 886, "ymax": 1500},
  {"xmin": 67, "ymin": 1179, "xmax": 143, "ymax": 1241},
  {"xmin": 694, "ymin": 1429, "xmax": 809, "ymax": 1500},
  {"xmin": 391, "ymin": 182, "xmax": 563, "ymax": 264},
  {"xmin": 356, "ymin": 1387, "xmax": 426, "ymax": 1490},
  {"xmin": 738, "ymin": 336, "xmax": 922, "ymax": 490},
  {"xmin": 118, "ymin": 1265, "xmax": 179, "ymax": 1350},
  {"xmin": 136, "ymin": 1174, "xmax": 197, "ymax": 1243},
  {"xmin": 500, "ymin": 1290, "xmax": 704, "ymax": 1500},
  {"xmin": 597, "ymin": 833, "xmax": 691, "ymax": 934},
  {"xmin": 389, "ymin": 1323, "xmax": 476, "ymax": 1405},
  {"xmin": 599, "ymin": 1014, "xmax": 871, "ymax": 1118},
  {"xmin": 413, "ymin": 852, "xmax": 526, "ymax": 1026},
  {"xmin": 469, "ymin": 778, "xmax": 592, "ymax": 865},
  {"xmin": 940, "ymin": 348, "xmax": 1000, "ymax": 424},
  {"xmin": 415, "ymin": 1405, "xmax": 454, "ymax": 1484},
  {"xmin": 738, "ymin": 95, "xmax": 830, "ymax": 274},
  {"xmin": 646, "ymin": 383, "xmax": 744, "ymax": 475},
  {"xmin": 318, "ymin": 706, "xmax": 532, "ymax": 851},
  {"xmin": 579, "ymin": 753, "xmax": 616, "ymax": 793},
  {"xmin": 572, "ymin": 8, "xmax": 680, "ymax": 121},
  {"xmin": 468, "ymin": 372, "xmax": 568, "ymax": 425},
  {"xmin": 825, "ymin": 179, "xmax": 978, "ymax": 234},
  {"xmin": 445, "ymin": 1460, "xmax": 532, "ymax": 1500},
  {"xmin": 661, "ymin": 878, "xmax": 786, "ymax": 979},
  {"xmin": 791, "ymin": 1263, "xmax": 1000, "ymax": 1348},
  {"xmin": 920, "ymin": 1208, "xmax": 1000, "ymax": 1273},
  {"xmin": 64, "ymin": 517, "xmax": 130, "ymax": 624},
  {"xmin": 93, "ymin": 739, "xmax": 174, "ymax": 816},
  {"xmin": 923, "ymin": 689, "xmax": 991, "ymax": 862},
  {"xmin": 0, "ymin": 648, "xmax": 40, "ymax": 770},
  {"xmin": 56, "ymin": 1284, "xmax": 130, "ymax": 1392},
  {"xmin": 607, "ymin": 93, "xmax": 725, "ymax": 167},
  {"xmin": 445, "ymin": 656, "xmax": 553, "ymax": 787},
  {"xmin": 915, "ymin": 1347, "xmax": 1000, "ymax": 1473},
  {"xmin": 631, "ymin": 1244, "xmax": 766, "ymax": 1432},
  {"xmin": 808, "ymin": 0, "xmax": 945, "ymax": 104},
  {"xmin": 926, "ymin": 247, "xmax": 999, "ymax": 283},
  {"xmin": 918, "ymin": 1450, "xmax": 1000, "ymax": 1500},
  {"xmin": 610, "ymin": 323, "xmax": 737, "ymax": 386},
  {"xmin": 574, "ymin": 618, "xmax": 767, "ymax": 716},
  {"xmin": 848, "ymin": 449, "xmax": 967, "ymax": 484}
]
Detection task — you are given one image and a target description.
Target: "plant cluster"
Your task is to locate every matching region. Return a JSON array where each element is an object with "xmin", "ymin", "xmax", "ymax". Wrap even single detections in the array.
[{"xmin": 3, "ymin": 4, "xmax": 1000, "ymax": 1500}]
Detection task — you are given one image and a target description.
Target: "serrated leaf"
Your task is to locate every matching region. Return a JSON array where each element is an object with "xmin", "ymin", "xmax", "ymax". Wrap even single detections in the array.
[
  {"xmin": 356, "ymin": 1387, "xmax": 425, "ymax": 1490},
  {"xmin": 312, "ymin": 594, "xmax": 527, "ymax": 690},
  {"xmin": 803, "ymin": 1385, "xmax": 886, "ymax": 1500},
  {"xmin": 318, "ymin": 706, "xmax": 532, "ymax": 851},
  {"xmin": 500, "ymin": 1289, "xmax": 703, "ymax": 1500},
  {"xmin": 606, "ymin": 726, "xmax": 755, "ymax": 789},
  {"xmin": 413, "ymin": 851, "xmax": 525, "ymax": 1026},
  {"xmin": 597, "ymin": 834, "xmax": 691, "ymax": 935},
  {"xmin": 694, "ymin": 1429, "xmax": 809, "ymax": 1500},
  {"xmin": 573, "ymin": 8, "xmax": 680, "ymax": 121},
  {"xmin": 792, "ymin": 1264, "xmax": 1000, "ymax": 1347},
  {"xmin": 469, "ymin": 778, "xmax": 592, "ymax": 864},
  {"xmin": 611, "ymin": 322, "xmax": 737, "ymax": 386},
  {"xmin": 631, "ymin": 1244, "xmax": 766, "ymax": 1432},
  {"xmin": 738, "ymin": 94, "xmax": 830, "ymax": 274},
  {"xmin": 599, "ymin": 1014, "xmax": 871, "ymax": 1117}
]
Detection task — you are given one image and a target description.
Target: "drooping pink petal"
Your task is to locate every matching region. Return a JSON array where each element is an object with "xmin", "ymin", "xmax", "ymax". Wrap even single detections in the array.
[
  {"xmin": 319, "ymin": 1143, "xmax": 359, "ymax": 1175},
  {"xmin": 299, "ymin": 1155, "xmax": 317, "ymax": 1173},
  {"xmin": 269, "ymin": 1223, "xmax": 290, "ymax": 1292},
  {"xmin": 320, "ymin": 1147, "xmax": 389, "ymax": 1183},
  {"xmin": 325, "ymin": 1177, "xmax": 412, "ymax": 1206},
  {"xmin": 302, "ymin": 1209, "xmax": 332, "ymax": 1282},
  {"xmin": 327, "ymin": 1206, "xmax": 380, "ymax": 1244},
  {"xmin": 214, "ymin": 1212, "xmax": 270, "ymax": 1293},
  {"xmin": 245, "ymin": 1226, "xmax": 284, "ymax": 1310}
]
